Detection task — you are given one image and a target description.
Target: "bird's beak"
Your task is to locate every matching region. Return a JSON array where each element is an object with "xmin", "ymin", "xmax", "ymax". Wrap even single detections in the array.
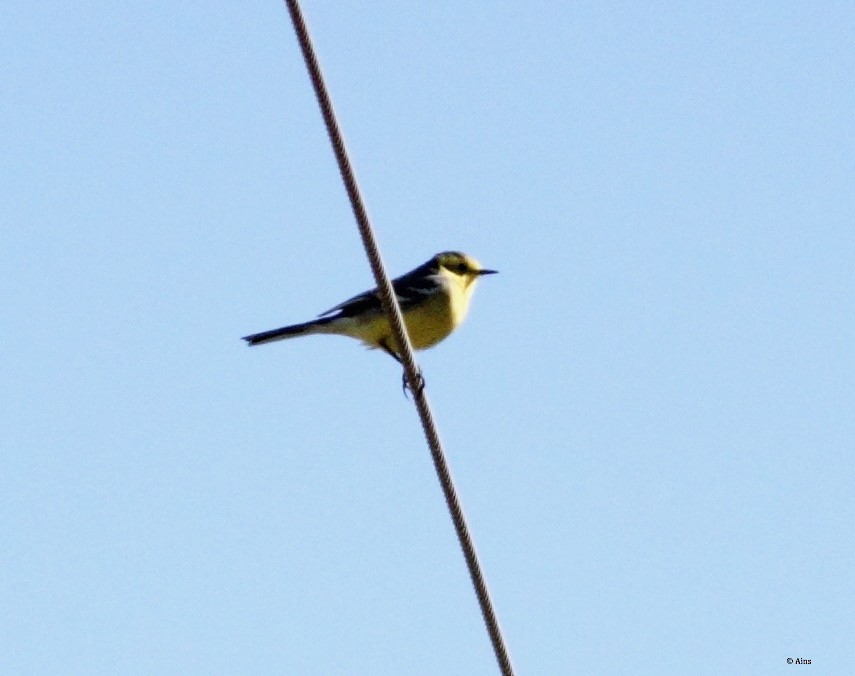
[{"xmin": 477, "ymin": 269, "xmax": 498, "ymax": 276}]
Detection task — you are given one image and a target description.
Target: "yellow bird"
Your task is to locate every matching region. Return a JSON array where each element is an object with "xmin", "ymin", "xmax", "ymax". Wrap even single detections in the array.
[{"xmin": 242, "ymin": 251, "xmax": 497, "ymax": 363}]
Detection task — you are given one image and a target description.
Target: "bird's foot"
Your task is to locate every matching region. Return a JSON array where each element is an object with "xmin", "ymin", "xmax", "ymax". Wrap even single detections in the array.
[{"xmin": 402, "ymin": 369, "xmax": 425, "ymax": 398}]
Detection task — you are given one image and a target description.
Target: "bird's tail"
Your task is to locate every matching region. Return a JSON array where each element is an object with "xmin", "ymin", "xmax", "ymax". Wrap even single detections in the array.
[{"xmin": 242, "ymin": 316, "xmax": 338, "ymax": 346}]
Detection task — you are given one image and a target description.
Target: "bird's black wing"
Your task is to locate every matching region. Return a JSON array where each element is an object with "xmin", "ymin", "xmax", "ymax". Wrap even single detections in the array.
[
  {"xmin": 317, "ymin": 260, "xmax": 439, "ymax": 318},
  {"xmin": 317, "ymin": 287, "xmax": 379, "ymax": 318}
]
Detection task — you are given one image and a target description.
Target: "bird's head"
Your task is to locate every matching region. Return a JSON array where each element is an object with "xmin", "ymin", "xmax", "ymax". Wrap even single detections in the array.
[{"xmin": 434, "ymin": 251, "xmax": 498, "ymax": 289}]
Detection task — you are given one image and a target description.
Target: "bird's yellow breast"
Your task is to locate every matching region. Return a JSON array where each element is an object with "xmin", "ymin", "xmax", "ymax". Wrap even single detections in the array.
[
  {"xmin": 342, "ymin": 272, "xmax": 475, "ymax": 354},
  {"xmin": 401, "ymin": 288, "xmax": 457, "ymax": 349},
  {"xmin": 400, "ymin": 271, "xmax": 476, "ymax": 350}
]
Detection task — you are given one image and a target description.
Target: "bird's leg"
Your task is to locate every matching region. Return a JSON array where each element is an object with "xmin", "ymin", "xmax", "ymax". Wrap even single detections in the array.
[
  {"xmin": 379, "ymin": 339, "xmax": 402, "ymax": 365},
  {"xmin": 379, "ymin": 339, "xmax": 424, "ymax": 397}
]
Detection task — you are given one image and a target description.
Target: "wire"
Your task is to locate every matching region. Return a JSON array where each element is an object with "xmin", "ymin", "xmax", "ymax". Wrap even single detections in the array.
[{"xmin": 282, "ymin": 2, "xmax": 515, "ymax": 674}]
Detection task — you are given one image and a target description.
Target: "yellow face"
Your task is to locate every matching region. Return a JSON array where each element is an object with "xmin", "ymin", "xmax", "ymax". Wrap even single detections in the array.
[{"xmin": 435, "ymin": 251, "xmax": 497, "ymax": 288}]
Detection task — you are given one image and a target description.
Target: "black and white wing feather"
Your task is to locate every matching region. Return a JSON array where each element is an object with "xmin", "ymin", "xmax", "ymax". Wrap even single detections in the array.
[{"xmin": 317, "ymin": 261, "xmax": 441, "ymax": 318}]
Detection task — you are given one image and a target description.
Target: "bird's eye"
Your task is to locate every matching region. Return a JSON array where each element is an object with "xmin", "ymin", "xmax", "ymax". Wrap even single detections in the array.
[{"xmin": 455, "ymin": 262, "xmax": 468, "ymax": 274}]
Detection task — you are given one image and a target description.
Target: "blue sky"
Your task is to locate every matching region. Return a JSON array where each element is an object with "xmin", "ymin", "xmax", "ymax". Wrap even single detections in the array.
[{"xmin": 2, "ymin": 2, "xmax": 853, "ymax": 674}]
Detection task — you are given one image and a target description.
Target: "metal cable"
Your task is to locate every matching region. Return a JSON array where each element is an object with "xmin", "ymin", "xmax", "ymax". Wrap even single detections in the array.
[{"xmin": 282, "ymin": 3, "xmax": 515, "ymax": 674}]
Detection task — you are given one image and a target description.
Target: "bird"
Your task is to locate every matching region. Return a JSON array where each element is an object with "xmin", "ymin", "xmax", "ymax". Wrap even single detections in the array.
[{"xmin": 242, "ymin": 251, "xmax": 497, "ymax": 367}]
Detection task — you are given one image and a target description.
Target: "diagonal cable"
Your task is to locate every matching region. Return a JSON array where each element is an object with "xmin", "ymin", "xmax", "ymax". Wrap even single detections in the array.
[{"xmin": 282, "ymin": 2, "xmax": 515, "ymax": 674}]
